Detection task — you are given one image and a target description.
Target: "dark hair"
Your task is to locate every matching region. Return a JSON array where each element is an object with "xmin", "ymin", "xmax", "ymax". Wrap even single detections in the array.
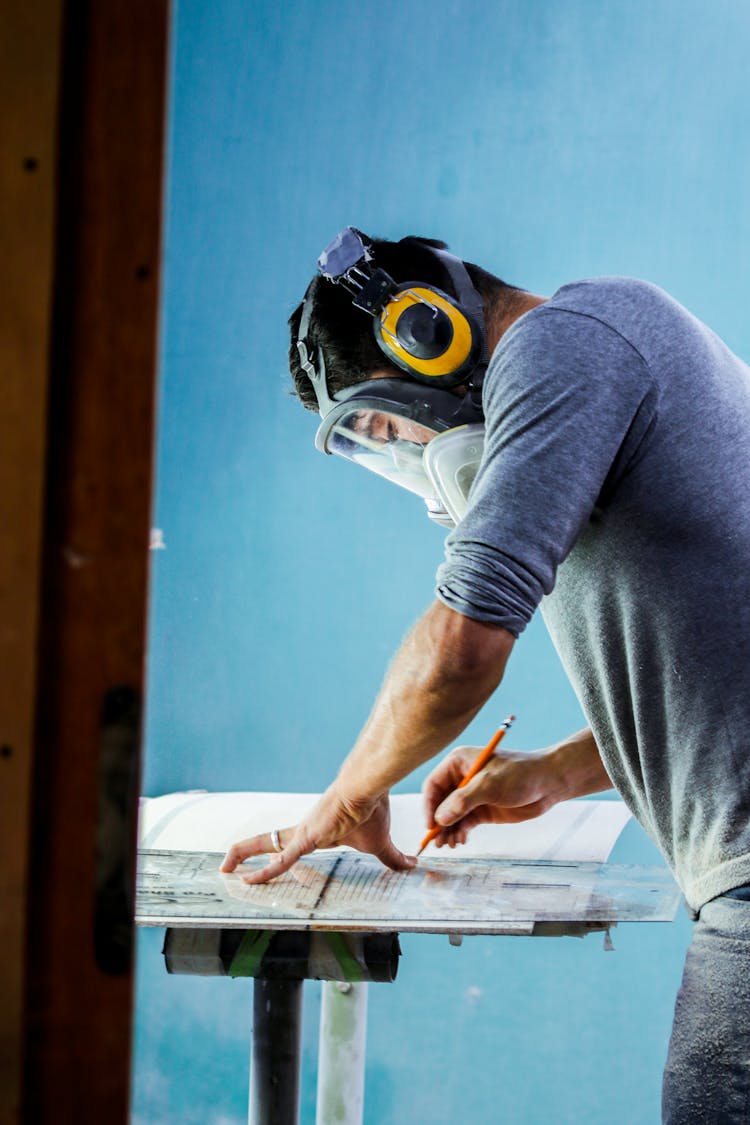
[{"xmin": 288, "ymin": 231, "xmax": 517, "ymax": 411}]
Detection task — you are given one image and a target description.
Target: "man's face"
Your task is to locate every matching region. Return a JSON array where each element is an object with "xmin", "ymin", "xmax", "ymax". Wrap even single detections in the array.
[
  {"xmin": 346, "ymin": 368, "xmax": 463, "ymax": 448},
  {"xmin": 322, "ymin": 373, "xmax": 441, "ymax": 500},
  {"xmin": 350, "ymin": 408, "xmax": 437, "ymax": 448},
  {"xmin": 316, "ymin": 369, "xmax": 477, "ymax": 506}
]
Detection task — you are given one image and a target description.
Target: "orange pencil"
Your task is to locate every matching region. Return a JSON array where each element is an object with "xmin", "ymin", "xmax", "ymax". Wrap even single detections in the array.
[{"xmin": 417, "ymin": 714, "xmax": 516, "ymax": 856}]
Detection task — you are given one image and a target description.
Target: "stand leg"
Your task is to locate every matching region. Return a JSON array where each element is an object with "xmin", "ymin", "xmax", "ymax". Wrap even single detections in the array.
[
  {"xmin": 249, "ymin": 978, "xmax": 303, "ymax": 1125},
  {"xmin": 315, "ymin": 982, "xmax": 368, "ymax": 1125}
]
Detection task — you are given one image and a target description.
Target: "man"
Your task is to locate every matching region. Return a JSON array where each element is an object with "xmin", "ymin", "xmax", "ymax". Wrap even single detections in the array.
[{"xmin": 222, "ymin": 228, "xmax": 750, "ymax": 1122}]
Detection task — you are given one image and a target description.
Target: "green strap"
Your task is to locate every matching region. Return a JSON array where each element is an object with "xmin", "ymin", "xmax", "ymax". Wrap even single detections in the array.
[
  {"xmin": 228, "ymin": 929, "xmax": 274, "ymax": 978},
  {"xmin": 326, "ymin": 932, "xmax": 365, "ymax": 982}
]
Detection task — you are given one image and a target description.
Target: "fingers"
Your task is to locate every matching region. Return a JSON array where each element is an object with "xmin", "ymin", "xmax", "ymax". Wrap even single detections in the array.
[
  {"xmin": 422, "ymin": 747, "xmax": 475, "ymax": 827},
  {"xmin": 220, "ymin": 825, "xmax": 296, "ymax": 873},
  {"xmin": 434, "ymin": 770, "xmax": 494, "ymax": 827},
  {"xmin": 433, "ymin": 798, "xmax": 555, "ymax": 848},
  {"xmin": 373, "ymin": 837, "xmax": 417, "ymax": 872},
  {"xmin": 434, "ymin": 824, "xmax": 469, "ymax": 849},
  {"xmin": 222, "ymin": 829, "xmax": 414, "ymax": 884},
  {"xmin": 240, "ymin": 833, "xmax": 309, "ymax": 885},
  {"xmin": 433, "ymin": 809, "xmax": 482, "ymax": 849}
]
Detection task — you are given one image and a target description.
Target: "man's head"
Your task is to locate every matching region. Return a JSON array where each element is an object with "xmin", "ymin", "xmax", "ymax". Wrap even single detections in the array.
[
  {"xmin": 288, "ymin": 230, "xmax": 519, "ymax": 412},
  {"xmin": 288, "ymin": 229, "xmax": 534, "ymax": 526}
]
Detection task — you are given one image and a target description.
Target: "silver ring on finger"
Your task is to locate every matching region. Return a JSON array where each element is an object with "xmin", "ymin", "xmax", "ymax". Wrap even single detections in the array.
[{"xmin": 270, "ymin": 828, "xmax": 283, "ymax": 853}]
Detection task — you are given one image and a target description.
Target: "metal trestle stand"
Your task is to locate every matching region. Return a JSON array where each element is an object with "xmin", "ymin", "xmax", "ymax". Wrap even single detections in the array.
[{"xmin": 163, "ymin": 928, "xmax": 401, "ymax": 1125}]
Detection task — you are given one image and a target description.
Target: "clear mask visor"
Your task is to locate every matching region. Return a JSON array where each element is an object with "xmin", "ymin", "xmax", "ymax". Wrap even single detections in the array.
[{"xmin": 320, "ymin": 404, "xmax": 441, "ymax": 501}]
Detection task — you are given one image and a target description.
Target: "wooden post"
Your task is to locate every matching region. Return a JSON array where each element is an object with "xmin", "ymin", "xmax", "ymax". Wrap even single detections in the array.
[
  {"xmin": 0, "ymin": 2, "xmax": 169, "ymax": 1121},
  {"xmin": 0, "ymin": 3, "xmax": 63, "ymax": 1120}
]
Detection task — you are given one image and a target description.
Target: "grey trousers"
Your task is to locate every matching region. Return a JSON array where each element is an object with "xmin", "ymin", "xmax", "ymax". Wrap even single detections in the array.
[{"xmin": 662, "ymin": 888, "xmax": 750, "ymax": 1124}]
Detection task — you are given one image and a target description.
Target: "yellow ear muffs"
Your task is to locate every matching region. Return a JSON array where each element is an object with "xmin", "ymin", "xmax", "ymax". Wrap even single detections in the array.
[{"xmin": 374, "ymin": 285, "xmax": 481, "ymax": 388}]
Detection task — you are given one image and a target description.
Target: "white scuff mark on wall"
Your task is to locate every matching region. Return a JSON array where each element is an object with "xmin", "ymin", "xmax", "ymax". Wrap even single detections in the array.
[{"xmin": 150, "ymin": 528, "xmax": 166, "ymax": 550}]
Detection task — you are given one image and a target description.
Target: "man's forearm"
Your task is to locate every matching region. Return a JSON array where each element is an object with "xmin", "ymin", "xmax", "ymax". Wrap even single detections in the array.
[
  {"xmin": 336, "ymin": 601, "xmax": 514, "ymax": 804},
  {"xmin": 547, "ymin": 727, "xmax": 613, "ymax": 800}
]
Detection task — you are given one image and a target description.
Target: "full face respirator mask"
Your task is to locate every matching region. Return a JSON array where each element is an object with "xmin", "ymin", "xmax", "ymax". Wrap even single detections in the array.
[{"xmin": 296, "ymin": 227, "xmax": 488, "ymax": 527}]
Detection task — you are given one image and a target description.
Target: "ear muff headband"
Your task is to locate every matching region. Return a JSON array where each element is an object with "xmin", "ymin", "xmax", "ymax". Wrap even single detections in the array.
[{"xmin": 376, "ymin": 286, "xmax": 476, "ymax": 382}]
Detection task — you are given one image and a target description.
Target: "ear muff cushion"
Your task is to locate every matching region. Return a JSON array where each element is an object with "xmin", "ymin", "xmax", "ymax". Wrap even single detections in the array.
[{"xmin": 376, "ymin": 287, "xmax": 477, "ymax": 380}]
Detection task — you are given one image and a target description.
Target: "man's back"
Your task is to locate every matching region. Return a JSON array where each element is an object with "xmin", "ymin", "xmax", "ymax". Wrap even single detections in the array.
[{"xmin": 437, "ymin": 277, "xmax": 750, "ymax": 906}]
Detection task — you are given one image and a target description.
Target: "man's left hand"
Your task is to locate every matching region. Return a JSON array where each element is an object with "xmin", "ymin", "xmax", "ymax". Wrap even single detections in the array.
[{"xmin": 220, "ymin": 785, "xmax": 417, "ymax": 884}]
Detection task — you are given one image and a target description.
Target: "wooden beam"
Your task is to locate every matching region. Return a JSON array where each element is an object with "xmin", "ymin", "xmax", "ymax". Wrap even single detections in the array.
[
  {"xmin": 0, "ymin": 2, "xmax": 63, "ymax": 1121},
  {"xmin": 19, "ymin": 2, "xmax": 169, "ymax": 1121}
]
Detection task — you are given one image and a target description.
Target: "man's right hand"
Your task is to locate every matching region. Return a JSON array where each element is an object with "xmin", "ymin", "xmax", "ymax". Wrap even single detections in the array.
[
  {"xmin": 422, "ymin": 728, "xmax": 613, "ymax": 848},
  {"xmin": 422, "ymin": 746, "xmax": 565, "ymax": 848}
]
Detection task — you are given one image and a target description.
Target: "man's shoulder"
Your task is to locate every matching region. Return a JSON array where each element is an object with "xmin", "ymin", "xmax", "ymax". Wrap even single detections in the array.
[
  {"xmin": 494, "ymin": 276, "xmax": 664, "ymax": 367},
  {"xmin": 494, "ymin": 275, "xmax": 680, "ymax": 373},
  {"xmin": 544, "ymin": 276, "xmax": 675, "ymax": 321},
  {"xmin": 483, "ymin": 277, "xmax": 661, "ymax": 411}
]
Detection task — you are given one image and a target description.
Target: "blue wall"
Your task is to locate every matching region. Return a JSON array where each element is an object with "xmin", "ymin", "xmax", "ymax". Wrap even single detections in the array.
[{"xmin": 133, "ymin": 2, "xmax": 750, "ymax": 1121}]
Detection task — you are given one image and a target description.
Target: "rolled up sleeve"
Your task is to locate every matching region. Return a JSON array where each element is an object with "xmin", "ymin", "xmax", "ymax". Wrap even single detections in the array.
[{"xmin": 435, "ymin": 308, "xmax": 655, "ymax": 634}]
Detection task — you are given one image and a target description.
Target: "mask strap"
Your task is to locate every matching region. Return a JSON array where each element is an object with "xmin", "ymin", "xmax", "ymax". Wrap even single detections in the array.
[{"xmin": 297, "ymin": 282, "xmax": 337, "ymax": 417}]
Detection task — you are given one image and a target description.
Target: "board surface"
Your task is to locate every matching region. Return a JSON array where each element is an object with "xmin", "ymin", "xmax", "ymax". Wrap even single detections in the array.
[{"xmin": 136, "ymin": 849, "xmax": 682, "ymax": 935}]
